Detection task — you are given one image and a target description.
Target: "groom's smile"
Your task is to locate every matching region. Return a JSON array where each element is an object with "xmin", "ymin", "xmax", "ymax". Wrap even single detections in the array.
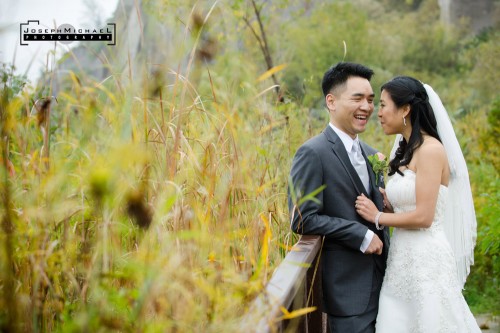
[{"xmin": 354, "ymin": 114, "xmax": 369, "ymax": 126}]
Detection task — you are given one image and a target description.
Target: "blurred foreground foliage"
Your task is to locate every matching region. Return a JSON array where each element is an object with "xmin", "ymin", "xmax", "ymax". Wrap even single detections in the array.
[{"xmin": 0, "ymin": 0, "xmax": 498, "ymax": 331}]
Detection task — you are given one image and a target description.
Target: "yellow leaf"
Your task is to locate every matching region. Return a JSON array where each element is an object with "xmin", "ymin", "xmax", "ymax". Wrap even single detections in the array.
[
  {"xmin": 258, "ymin": 118, "xmax": 287, "ymax": 135},
  {"xmin": 277, "ymin": 306, "xmax": 317, "ymax": 320},
  {"xmin": 279, "ymin": 242, "xmax": 294, "ymax": 251},
  {"xmin": 279, "ymin": 306, "xmax": 290, "ymax": 316},
  {"xmin": 257, "ymin": 64, "xmax": 288, "ymax": 82}
]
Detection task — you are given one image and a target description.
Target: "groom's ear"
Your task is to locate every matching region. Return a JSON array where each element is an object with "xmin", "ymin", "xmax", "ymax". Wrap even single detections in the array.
[{"xmin": 326, "ymin": 93, "xmax": 336, "ymax": 111}]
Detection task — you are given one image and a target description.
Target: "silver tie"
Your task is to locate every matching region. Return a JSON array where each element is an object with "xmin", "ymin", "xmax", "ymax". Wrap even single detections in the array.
[{"xmin": 351, "ymin": 140, "xmax": 370, "ymax": 193}]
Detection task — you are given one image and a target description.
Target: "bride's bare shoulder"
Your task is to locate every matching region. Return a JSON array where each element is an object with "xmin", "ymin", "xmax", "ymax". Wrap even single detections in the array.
[
  {"xmin": 422, "ymin": 136, "xmax": 445, "ymax": 151},
  {"xmin": 417, "ymin": 137, "xmax": 447, "ymax": 162}
]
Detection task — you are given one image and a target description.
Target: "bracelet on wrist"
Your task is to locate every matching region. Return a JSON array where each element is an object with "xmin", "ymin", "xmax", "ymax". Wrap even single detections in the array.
[{"xmin": 375, "ymin": 212, "xmax": 384, "ymax": 230}]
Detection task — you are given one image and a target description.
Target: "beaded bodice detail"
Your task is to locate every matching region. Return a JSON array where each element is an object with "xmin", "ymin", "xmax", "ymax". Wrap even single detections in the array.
[{"xmin": 386, "ymin": 169, "xmax": 448, "ymax": 232}]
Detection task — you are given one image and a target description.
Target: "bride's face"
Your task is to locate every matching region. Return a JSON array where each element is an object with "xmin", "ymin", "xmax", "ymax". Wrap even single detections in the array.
[{"xmin": 378, "ymin": 89, "xmax": 408, "ymax": 135}]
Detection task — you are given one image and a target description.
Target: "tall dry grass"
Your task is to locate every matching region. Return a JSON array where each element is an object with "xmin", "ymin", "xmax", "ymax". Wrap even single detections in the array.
[{"xmin": 0, "ymin": 2, "xmax": 318, "ymax": 331}]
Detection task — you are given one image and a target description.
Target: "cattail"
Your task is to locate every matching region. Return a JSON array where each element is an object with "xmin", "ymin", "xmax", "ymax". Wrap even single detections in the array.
[
  {"xmin": 126, "ymin": 191, "xmax": 152, "ymax": 229},
  {"xmin": 31, "ymin": 97, "xmax": 57, "ymax": 129},
  {"xmin": 31, "ymin": 96, "xmax": 57, "ymax": 170},
  {"xmin": 148, "ymin": 69, "xmax": 165, "ymax": 98},
  {"xmin": 89, "ymin": 168, "xmax": 110, "ymax": 202},
  {"xmin": 196, "ymin": 36, "xmax": 217, "ymax": 63},
  {"xmin": 191, "ymin": 11, "xmax": 204, "ymax": 34},
  {"xmin": 190, "ymin": 11, "xmax": 217, "ymax": 62}
]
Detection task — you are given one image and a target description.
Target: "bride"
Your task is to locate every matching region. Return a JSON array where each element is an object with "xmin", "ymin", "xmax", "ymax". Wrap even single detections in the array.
[{"xmin": 355, "ymin": 76, "xmax": 480, "ymax": 332}]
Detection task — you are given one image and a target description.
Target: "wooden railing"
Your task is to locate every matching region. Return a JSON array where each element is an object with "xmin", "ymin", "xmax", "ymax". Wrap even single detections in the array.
[{"xmin": 241, "ymin": 235, "xmax": 328, "ymax": 333}]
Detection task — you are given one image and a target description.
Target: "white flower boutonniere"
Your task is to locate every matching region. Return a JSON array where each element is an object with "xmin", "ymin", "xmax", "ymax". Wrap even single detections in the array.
[{"xmin": 367, "ymin": 152, "xmax": 388, "ymax": 186}]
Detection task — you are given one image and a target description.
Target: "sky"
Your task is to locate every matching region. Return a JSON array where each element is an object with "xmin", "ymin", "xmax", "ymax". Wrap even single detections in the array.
[{"xmin": 0, "ymin": 0, "xmax": 119, "ymax": 83}]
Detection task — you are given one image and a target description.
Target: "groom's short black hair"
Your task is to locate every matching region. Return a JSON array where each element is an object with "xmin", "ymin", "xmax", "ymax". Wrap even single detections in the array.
[{"xmin": 322, "ymin": 62, "xmax": 374, "ymax": 97}]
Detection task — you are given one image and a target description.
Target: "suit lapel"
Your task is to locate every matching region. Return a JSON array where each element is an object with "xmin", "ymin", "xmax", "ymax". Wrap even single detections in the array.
[
  {"xmin": 359, "ymin": 142, "xmax": 384, "ymax": 210},
  {"xmin": 323, "ymin": 126, "xmax": 368, "ymax": 196}
]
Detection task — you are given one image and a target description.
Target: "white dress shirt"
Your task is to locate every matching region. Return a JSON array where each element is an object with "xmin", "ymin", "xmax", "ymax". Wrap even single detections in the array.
[{"xmin": 329, "ymin": 123, "xmax": 374, "ymax": 253}]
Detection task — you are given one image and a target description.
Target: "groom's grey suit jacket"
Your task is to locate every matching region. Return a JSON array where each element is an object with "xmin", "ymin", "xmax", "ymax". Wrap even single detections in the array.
[{"xmin": 289, "ymin": 125, "xmax": 390, "ymax": 316}]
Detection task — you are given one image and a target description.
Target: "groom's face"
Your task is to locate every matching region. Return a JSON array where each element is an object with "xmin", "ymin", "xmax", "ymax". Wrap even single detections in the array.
[{"xmin": 326, "ymin": 76, "xmax": 375, "ymax": 139}]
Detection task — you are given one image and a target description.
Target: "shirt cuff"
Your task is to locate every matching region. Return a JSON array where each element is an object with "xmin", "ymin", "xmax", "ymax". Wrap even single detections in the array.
[{"xmin": 360, "ymin": 229, "xmax": 375, "ymax": 253}]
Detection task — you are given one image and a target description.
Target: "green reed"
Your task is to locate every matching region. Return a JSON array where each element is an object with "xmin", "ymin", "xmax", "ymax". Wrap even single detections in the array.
[{"xmin": 0, "ymin": 11, "xmax": 305, "ymax": 331}]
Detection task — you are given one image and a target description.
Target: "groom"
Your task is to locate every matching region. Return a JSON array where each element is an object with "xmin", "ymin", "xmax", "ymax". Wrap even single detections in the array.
[{"xmin": 288, "ymin": 62, "xmax": 389, "ymax": 333}]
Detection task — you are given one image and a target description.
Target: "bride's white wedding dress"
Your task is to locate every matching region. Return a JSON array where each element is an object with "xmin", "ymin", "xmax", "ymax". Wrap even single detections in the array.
[{"xmin": 376, "ymin": 169, "xmax": 480, "ymax": 333}]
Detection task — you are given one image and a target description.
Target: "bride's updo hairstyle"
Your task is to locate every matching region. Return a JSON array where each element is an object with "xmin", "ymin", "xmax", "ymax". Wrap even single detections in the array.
[{"xmin": 381, "ymin": 76, "xmax": 441, "ymax": 176}]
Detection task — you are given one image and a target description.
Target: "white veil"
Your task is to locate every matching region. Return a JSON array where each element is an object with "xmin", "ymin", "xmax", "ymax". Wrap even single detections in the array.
[{"xmin": 390, "ymin": 84, "xmax": 477, "ymax": 289}]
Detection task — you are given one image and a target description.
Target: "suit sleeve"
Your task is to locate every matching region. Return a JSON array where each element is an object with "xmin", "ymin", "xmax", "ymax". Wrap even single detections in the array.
[{"xmin": 288, "ymin": 145, "xmax": 368, "ymax": 251}]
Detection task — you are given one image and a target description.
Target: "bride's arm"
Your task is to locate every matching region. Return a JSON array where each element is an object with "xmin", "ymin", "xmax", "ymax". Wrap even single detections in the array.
[{"xmin": 356, "ymin": 142, "xmax": 447, "ymax": 228}]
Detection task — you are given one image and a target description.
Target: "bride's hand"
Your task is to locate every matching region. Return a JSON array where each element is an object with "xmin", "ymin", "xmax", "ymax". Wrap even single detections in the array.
[
  {"xmin": 355, "ymin": 194, "xmax": 379, "ymax": 223},
  {"xmin": 379, "ymin": 187, "xmax": 394, "ymax": 213}
]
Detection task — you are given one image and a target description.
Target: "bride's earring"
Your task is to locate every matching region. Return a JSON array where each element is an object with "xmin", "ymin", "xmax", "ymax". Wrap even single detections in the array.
[{"xmin": 403, "ymin": 116, "xmax": 407, "ymax": 126}]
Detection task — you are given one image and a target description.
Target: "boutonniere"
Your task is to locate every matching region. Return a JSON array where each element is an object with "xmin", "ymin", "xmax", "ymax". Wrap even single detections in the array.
[{"xmin": 367, "ymin": 152, "xmax": 388, "ymax": 186}]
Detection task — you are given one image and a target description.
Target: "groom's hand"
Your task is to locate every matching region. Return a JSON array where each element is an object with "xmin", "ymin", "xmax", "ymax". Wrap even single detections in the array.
[{"xmin": 365, "ymin": 234, "xmax": 383, "ymax": 255}]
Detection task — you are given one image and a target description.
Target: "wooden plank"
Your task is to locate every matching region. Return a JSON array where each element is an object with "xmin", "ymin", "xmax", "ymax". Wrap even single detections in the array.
[{"xmin": 241, "ymin": 235, "xmax": 323, "ymax": 332}]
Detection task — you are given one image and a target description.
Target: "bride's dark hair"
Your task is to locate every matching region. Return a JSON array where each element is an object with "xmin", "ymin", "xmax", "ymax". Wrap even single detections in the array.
[{"xmin": 381, "ymin": 76, "xmax": 441, "ymax": 176}]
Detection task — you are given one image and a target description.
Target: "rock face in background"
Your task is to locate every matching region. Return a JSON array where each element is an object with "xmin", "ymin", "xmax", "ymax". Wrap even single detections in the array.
[
  {"xmin": 51, "ymin": 0, "xmax": 139, "ymax": 91},
  {"xmin": 52, "ymin": 0, "xmax": 188, "ymax": 93},
  {"xmin": 438, "ymin": 0, "xmax": 498, "ymax": 34},
  {"xmin": 52, "ymin": 0, "xmax": 499, "ymax": 88}
]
